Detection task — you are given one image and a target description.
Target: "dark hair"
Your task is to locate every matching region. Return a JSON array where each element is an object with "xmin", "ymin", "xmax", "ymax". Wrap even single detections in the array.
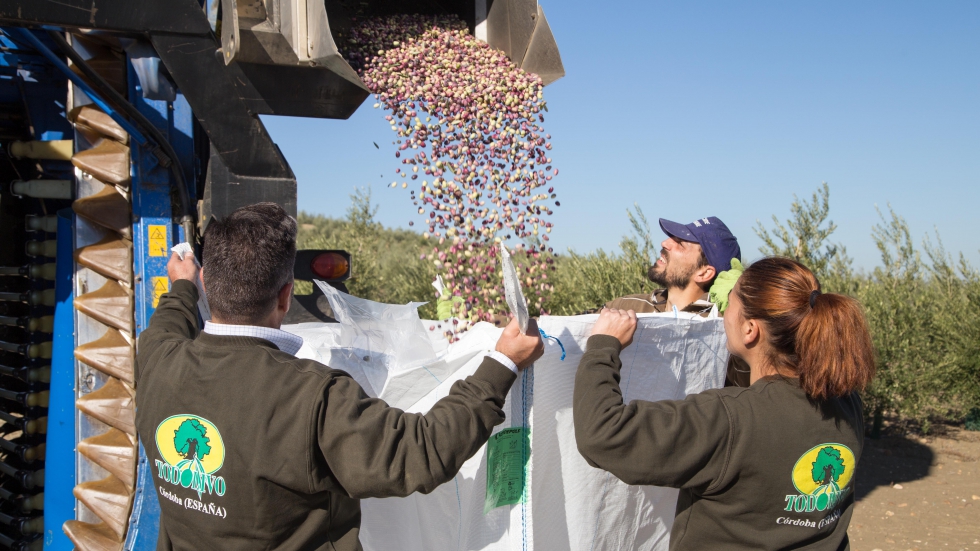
[
  {"xmin": 202, "ymin": 203, "xmax": 297, "ymax": 324},
  {"xmin": 733, "ymin": 256, "xmax": 875, "ymax": 400}
]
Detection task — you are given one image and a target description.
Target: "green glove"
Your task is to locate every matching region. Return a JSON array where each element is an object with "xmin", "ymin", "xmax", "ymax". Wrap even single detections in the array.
[
  {"xmin": 709, "ymin": 258, "xmax": 745, "ymax": 314},
  {"xmin": 436, "ymin": 295, "xmax": 465, "ymax": 320}
]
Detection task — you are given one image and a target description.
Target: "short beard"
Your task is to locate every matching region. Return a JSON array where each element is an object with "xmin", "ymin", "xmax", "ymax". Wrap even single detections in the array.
[{"xmin": 648, "ymin": 248, "xmax": 698, "ymax": 289}]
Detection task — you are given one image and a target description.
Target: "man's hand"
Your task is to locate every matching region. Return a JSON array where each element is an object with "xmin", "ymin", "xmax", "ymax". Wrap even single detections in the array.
[
  {"xmin": 495, "ymin": 317, "xmax": 545, "ymax": 370},
  {"xmin": 167, "ymin": 252, "xmax": 199, "ymax": 283},
  {"xmin": 592, "ymin": 308, "xmax": 637, "ymax": 349}
]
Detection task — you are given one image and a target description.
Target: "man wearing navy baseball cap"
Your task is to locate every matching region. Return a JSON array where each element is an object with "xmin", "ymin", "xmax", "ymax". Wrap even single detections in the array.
[{"xmin": 606, "ymin": 216, "xmax": 749, "ymax": 386}]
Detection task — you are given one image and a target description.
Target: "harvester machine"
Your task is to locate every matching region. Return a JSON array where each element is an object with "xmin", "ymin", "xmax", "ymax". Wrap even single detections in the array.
[{"xmin": 0, "ymin": 0, "xmax": 562, "ymax": 549}]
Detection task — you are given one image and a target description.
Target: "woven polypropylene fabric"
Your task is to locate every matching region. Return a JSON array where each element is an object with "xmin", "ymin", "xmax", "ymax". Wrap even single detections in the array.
[{"xmin": 286, "ymin": 311, "xmax": 728, "ymax": 551}]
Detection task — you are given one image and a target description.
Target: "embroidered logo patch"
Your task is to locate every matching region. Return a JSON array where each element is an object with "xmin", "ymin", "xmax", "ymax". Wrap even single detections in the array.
[
  {"xmin": 783, "ymin": 443, "xmax": 854, "ymax": 515},
  {"xmin": 154, "ymin": 415, "xmax": 227, "ymax": 499}
]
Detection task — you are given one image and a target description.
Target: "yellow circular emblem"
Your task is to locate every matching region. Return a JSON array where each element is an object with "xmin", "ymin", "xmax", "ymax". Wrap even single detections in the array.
[
  {"xmin": 155, "ymin": 414, "xmax": 225, "ymax": 475},
  {"xmin": 792, "ymin": 443, "xmax": 854, "ymax": 495}
]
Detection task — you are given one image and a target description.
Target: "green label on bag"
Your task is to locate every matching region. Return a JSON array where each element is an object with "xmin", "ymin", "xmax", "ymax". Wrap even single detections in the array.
[{"xmin": 484, "ymin": 427, "xmax": 530, "ymax": 513}]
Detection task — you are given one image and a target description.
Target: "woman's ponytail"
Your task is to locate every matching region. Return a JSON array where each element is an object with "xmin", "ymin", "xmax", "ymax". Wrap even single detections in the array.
[
  {"xmin": 796, "ymin": 292, "xmax": 876, "ymax": 400},
  {"xmin": 734, "ymin": 257, "xmax": 876, "ymax": 400}
]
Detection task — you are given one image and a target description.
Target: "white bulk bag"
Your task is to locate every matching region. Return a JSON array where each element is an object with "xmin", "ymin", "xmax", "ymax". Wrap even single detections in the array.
[{"xmin": 285, "ymin": 308, "xmax": 728, "ymax": 551}]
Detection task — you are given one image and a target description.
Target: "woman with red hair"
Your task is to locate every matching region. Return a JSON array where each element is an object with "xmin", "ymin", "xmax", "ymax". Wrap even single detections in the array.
[{"xmin": 574, "ymin": 256, "xmax": 875, "ymax": 550}]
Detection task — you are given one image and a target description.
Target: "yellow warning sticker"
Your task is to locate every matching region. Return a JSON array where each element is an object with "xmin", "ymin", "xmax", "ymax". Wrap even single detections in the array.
[
  {"xmin": 152, "ymin": 277, "xmax": 169, "ymax": 308},
  {"xmin": 148, "ymin": 225, "xmax": 168, "ymax": 257}
]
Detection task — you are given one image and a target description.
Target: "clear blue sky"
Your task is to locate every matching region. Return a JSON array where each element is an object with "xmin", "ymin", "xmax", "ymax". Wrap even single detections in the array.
[{"xmin": 262, "ymin": 1, "xmax": 980, "ymax": 270}]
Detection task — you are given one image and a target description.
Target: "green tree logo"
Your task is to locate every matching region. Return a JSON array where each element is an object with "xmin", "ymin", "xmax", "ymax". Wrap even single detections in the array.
[
  {"xmin": 174, "ymin": 418, "xmax": 212, "ymax": 460},
  {"xmin": 810, "ymin": 446, "xmax": 846, "ymax": 494},
  {"xmin": 173, "ymin": 418, "xmax": 212, "ymax": 479}
]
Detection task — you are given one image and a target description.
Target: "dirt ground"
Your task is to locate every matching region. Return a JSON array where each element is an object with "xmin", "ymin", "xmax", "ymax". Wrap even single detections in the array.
[{"xmin": 849, "ymin": 422, "xmax": 980, "ymax": 551}]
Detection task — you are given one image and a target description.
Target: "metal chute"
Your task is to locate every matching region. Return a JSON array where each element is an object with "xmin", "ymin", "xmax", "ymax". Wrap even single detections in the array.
[
  {"xmin": 515, "ymin": 4, "xmax": 564, "ymax": 86},
  {"xmin": 73, "ymin": 281, "xmax": 134, "ymax": 335},
  {"xmin": 76, "ymin": 429, "xmax": 137, "ymax": 490},
  {"xmin": 69, "ymin": 106, "xmax": 129, "ymax": 144},
  {"xmin": 73, "ymin": 475, "xmax": 132, "ymax": 543},
  {"xmin": 74, "ymin": 236, "xmax": 134, "ymax": 287},
  {"xmin": 74, "ymin": 377, "xmax": 136, "ymax": 440},
  {"xmin": 71, "ymin": 185, "xmax": 133, "ymax": 239},
  {"xmin": 1, "ymin": 0, "xmax": 564, "ymax": 222},
  {"xmin": 70, "ymin": 141, "xmax": 131, "ymax": 189},
  {"xmin": 62, "ymin": 520, "xmax": 123, "ymax": 551},
  {"xmin": 73, "ymin": 329, "xmax": 135, "ymax": 387}
]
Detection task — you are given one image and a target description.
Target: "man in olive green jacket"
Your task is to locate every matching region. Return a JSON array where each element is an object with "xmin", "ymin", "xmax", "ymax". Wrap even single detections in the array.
[{"xmin": 135, "ymin": 203, "xmax": 543, "ymax": 550}]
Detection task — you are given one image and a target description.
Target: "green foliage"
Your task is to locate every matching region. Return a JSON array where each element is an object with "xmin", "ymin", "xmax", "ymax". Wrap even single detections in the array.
[
  {"xmin": 859, "ymin": 206, "xmax": 931, "ymax": 423},
  {"xmin": 173, "ymin": 419, "xmax": 211, "ymax": 460},
  {"xmin": 754, "ymin": 182, "xmax": 842, "ymax": 280},
  {"xmin": 756, "ymin": 186, "xmax": 980, "ymax": 432},
  {"xmin": 297, "ymin": 186, "xmax": 980, "ymax": 431},
  {"xmin": 843, "ymin": 207, "xmax": 979, "ymax": 432},
  {"xmin": 543, "ymin": 204, "xmax": 654, "ymax": 315},
  {"xmin": 810, "ymin": 447, "xmax": 845, "ymax": 486},
  {"xmin": 966, "ymin": 408, "xmax": 980, "ymax": 431},
  {"xmin": 296, "ymin": 187, "xmax": 438, "ymax": 318}
]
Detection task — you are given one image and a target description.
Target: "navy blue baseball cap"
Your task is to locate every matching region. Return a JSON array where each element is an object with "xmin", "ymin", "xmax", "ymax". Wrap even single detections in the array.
[{"xmin": 659, "ymin": 216, "xmax": 741, "ymax": 274}]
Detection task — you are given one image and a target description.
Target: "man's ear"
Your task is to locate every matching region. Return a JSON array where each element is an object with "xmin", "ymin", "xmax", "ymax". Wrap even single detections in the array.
[
  {"xmin": 278, "ymin": 281, "xmax": 293, "ymax": 314},
  {"xmin": 694, "ymin": 264, "xmax": 716, "ymax": 286},
  {"xmin": 199, "ymin": 267, "xmax": 206, "ymax": 292}
]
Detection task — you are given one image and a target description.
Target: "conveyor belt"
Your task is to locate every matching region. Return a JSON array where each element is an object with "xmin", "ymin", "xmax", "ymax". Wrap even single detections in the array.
[
  {"xmin": 0, "ymin": 27, "xmax": 140, "ymax": 550},
  {"xmin": 64, "ymin": 40, "xmax": 137, "ymax": 549}
]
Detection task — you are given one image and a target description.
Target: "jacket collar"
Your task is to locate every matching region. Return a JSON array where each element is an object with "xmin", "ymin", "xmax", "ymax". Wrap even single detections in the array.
[
  {"xmin": 651, "ymin": 288, "xmax": 713, "ymax": 314},
  {"xmin": 201, "ymin": 321, "xmax": 303, "ymax": 355}
]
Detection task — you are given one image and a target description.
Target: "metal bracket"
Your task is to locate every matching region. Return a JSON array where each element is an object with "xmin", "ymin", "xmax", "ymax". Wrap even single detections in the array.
[{"xmin": 220, "ymin": 0, "xmax": 240, "ymax": 65}]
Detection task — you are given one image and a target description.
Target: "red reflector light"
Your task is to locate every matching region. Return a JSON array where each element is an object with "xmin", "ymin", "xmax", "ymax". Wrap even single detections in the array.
[{"xmin": 310, "ymin": 252, "xmax": 349, "ymax": 280}]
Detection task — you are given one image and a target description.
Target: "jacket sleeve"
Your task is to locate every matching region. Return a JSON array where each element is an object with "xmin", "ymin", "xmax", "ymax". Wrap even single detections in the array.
[
  {"xmin": 573, "ymin": 335, "xmax": 733, "ymax": 491},
  {"xmin": 315, "ymin": 357, "xmax": 517, "ymax": 499},
  {"xmin": 135, "ymin": 279, "xmax": 200, "ymax": 385}
]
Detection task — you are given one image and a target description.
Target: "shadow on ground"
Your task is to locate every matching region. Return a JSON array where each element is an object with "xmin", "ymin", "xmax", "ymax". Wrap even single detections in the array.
[{"xmin": 855, "ymin": 434, "xmax": 935, "ymax": 500}]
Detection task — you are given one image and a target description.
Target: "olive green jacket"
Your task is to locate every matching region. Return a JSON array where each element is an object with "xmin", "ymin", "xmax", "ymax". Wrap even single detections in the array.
[
  {"xmin": 135, "ymin": 280, "xmax": 516, "ymax": 550},
  {"xmin": 574, "ymin": 335, "xmax": 864, "ymax": 551}
]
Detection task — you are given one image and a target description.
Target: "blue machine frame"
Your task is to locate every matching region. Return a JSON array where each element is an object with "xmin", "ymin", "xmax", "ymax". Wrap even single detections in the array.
[
  {"xmin": 42, "ymin": 210, "xmax": 76, "ymax": 550},
  {"xmin": 123, "ymin": 51, "xmax": 196, "ymax": 550},
  {"xmin": 4, "ymin": 31, "xmax": 197, "ymax": 548}
]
